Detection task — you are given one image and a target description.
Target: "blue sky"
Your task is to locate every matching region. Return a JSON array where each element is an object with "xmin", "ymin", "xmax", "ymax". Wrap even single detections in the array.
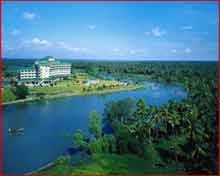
[{"xmin": 2, "ymin": 2, "xmax": 218, "ymax": 61}]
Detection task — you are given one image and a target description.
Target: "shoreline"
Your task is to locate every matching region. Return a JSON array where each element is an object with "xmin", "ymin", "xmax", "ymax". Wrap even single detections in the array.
[
  {"xmin": 11, "ymin": 85, "xmax": 143, "ymax": 174},
  {"xmin": 25, "ymin": 161, "xmax": 55, "ymax": 175},
  {"xmin": 2, "ymin": 85, "xmax": 144, "ymax": 106}
]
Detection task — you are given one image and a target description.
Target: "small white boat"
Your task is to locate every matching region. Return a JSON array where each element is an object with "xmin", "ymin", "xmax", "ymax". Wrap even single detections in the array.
[{"xmin": 8, "ymin": 128, "xmax": 24, "ymax": 134}]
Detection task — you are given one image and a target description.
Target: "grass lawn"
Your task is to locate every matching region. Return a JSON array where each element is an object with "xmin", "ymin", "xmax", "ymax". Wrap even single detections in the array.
[
  {"xmin": 40, "ymin": 153, "xmax": 185, "ymax": 174},
  {"xmin": 2, "ymin": 87, "xmax": 16, "ymax": 103},
  {"xmin": 30, "ymin": 73, "xmax": 142, "ymax": 95}
]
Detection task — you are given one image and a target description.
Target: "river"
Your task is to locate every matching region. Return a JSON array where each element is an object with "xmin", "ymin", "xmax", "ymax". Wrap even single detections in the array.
[{"xmin": 2, "ymin": 82, "xmax": 187, "ymax": 174}]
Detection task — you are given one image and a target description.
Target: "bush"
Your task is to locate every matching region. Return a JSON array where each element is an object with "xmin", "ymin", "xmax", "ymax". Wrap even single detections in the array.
[
  {"xmin": 55, "ymin": 155, "xmax": 71, "ymax": 165},
  {"xmin": 89, "ymin": 111, "xmax": 102, "ymax": 139},
  {"xmin": 97, "ymin": 86, "xmax": 103, "ymax": 90},
  {"xmin": 143, "ymin": 143, "xmax": 163, "ymax": 166},
  {"xmin": 15, "ymin": 85, "xmax": 29, "ymax": 99},
  {"xmin": 2, "ymin": 87, "xmax": 16, "ymax": 102},
  {"xmin": 35, "ymin": 92, "xmax": 46, "ymax": 99}
]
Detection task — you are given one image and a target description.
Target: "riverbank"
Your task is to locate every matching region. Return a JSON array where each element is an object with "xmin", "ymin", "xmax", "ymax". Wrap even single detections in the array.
[
  {"xmin": 2, "ymin": 84, "xmax": 143, "ymax": 106},
  {"xmin": 37, "ymin": 153, "xmax": 185, "ymax": 174},
  {"xmin": 3, "ymin": 80, "xmax": 188, "ymax": 174},
  {"xmin": 25, "ymin": 161, "xmax": 55, "ymax": 175}
]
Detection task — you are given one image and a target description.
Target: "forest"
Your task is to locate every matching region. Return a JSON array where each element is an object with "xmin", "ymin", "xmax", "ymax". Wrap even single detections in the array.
[{"xmin": 38, "ymin": 61, "xmax": 218, "ymax": 174}]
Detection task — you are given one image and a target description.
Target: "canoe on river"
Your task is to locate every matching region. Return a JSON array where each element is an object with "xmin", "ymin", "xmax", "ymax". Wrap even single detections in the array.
[{"xmin": 8, "ymin": 128, "xmax": 24, "ymax": 135}]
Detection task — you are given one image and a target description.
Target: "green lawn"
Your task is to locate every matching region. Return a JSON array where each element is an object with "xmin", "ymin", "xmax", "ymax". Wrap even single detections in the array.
[
  {"xmin": 30, "ymin": 73, "xmax": 141, "ymax": 95},
  {"xmin": 40, "ymin": 153, "xmax": 185, "ymax": 174},
  {"xmin": 2, "ymin": 87, "xmax": 16, "ymax": 103}
]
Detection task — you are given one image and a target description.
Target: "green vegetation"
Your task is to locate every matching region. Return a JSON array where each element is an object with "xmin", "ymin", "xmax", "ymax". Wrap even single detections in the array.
[
  {"xmin": 42, "ymin": 61, "xmax": 217, "ymax": 174},
  {"xmin": 3, "ymin": 59, "xmax": 217, "ymax": 173},
  {"xmin": 3, "ymin": 59, "xmax": 34, "ymax": 80},
  {"xmin": 2, "ymin": 61, "xmax": 142, "ymax": 104},
  {"xmin": 15, "ymin": 85, "xmax": 29, "ymax": 99},
  {"xmin": 40, "ymin": 153, "xmax": 185, "ymax": 174},
  {"xmin": 2, "ymin": 87, "xmax": 16, "ymax": 103},
  {"xmin": 2, "ymin": 85, "xmax": 29, "ymax": 103},
  {"xmin": 29, "ymin": 73, "xmax": 141, "ymax": 96},
  {"xmin": 89, "ymin": 111, "xmax": 102, "ymax": 139}
]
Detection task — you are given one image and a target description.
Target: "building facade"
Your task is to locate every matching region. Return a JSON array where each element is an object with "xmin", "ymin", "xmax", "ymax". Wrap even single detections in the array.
[{"xmin": 18, "ymin": 56, "xmax": 71, "ymax": 86}]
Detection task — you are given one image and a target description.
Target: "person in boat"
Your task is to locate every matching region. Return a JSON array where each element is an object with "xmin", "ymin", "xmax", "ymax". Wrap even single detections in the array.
[{"xmin": 8, "ymin": 128, "xmax": 24, "ymax": 134}]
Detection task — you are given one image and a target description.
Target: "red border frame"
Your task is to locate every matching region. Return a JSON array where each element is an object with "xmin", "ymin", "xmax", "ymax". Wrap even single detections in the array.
[
  {"xmin": 1, "ymin": 0, "xmax": 3, "ymax": 176},
  {"xmin": 0, "ymin": 0, "xmax": 219, "ymax": 176},
  {"xmin": 217, "ymin": 1, "xmax": 220, "ymax": 176}
]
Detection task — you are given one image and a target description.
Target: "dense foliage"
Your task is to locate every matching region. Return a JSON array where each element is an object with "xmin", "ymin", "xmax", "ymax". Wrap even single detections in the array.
[
  {"xmin": 2, "ymin": 59, "xmax": 34, "ymax": 79},
  {"xmin": 44, "ymin": 153, "xmax": 185, "ymax": 174},
  {"xmin": 15, "ymin": 85, "xmax": 29, "ymax": 99},
  {"xmin": 71, "ymin": 61, "xmax": 217, "ymax": 174},
  {"xmin": 104, "ymin": 97, "xmax": 217, "ymax": 173},
  {"xmin": 73, "ymin": 112, "xmax": 117, "ymax": 155},
  {"xmin": 2, "ymin": 85, "xmax": 29, "ymax": 102},
  {"xmin": 2, "ymin": 87, "xmax": 16, "ymax": 103}
]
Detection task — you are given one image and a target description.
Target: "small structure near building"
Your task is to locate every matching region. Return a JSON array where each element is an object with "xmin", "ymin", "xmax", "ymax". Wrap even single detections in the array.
[
  {"xmin": 17, "ymin": 56, "xmax": 71, "ymax": 86},
  {"xmin": 84, "ymin": 80, "xmax": 100, "ymax": 86}
]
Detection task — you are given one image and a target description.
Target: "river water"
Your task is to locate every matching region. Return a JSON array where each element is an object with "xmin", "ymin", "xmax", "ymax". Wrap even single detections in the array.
[{"xmin": 2, "ymin": 82, "xmax": 187, "ymax": 174}]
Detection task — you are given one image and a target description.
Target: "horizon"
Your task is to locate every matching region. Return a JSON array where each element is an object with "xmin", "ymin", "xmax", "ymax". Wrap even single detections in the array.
[
  {"xmin": 3, "ymin": 2, "xmax": 218, "ymax": 61},
  {"xmin": 3, "ymin": 57, "xmax": 217, "ymax": 62}
]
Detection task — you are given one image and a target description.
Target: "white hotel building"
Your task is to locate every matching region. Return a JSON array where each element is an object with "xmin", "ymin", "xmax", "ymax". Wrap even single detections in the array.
[{"xmin": 18, "ymin": 56, "xmax": 71, "ymax": 86}]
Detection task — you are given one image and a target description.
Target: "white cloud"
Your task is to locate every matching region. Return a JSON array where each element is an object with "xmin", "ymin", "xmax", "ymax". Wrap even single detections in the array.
[
  {"xmin": 151, "ymin": 27, "xmax": 166, "ymax": 37},
  {"xmin": 81, "ymin": 48, "xmax": 88, "ymax": 52},
  {"xmin": 112, "ymin": 48, "xmax": 120, "ymax": 52},
  {"xmin": 56, "ymin": 41, "xmax": 70, "ymax": 50},
  {"xmin": 144, "ymin": 31, "xmax": 150, "ymax": 36},
  {"xmin": 184, "ymin": 48, "xmax": 191, "ymax": 54},
  {"xmin": 56, "ymin": 41, "xmax": 88, "ymax": 53},
  {"xmin": 32, "ymin": 38, "xmax": 50, "ymax": 45},
  {"xmin": 129, "ymin": 49, "xmax": 145, "ymax": 55},
  {"xmin": 111, "ymin": 48, "xmax": 125, "ymax": 56},
  {"xmin": 71, "ymin": 47, "xmax": 88, "ymax": 52},
  {"xmin": 6, "ymin": 47, "xmax": 14, "ymax": 51},
  {"xmin": 23, "ymin": 12, "xmax": 36, "ymax": 20},
  {"xmin": 23, "ymin": 38, "xmax": 51, "ymax": 48},
  {"xmin": 171, "ymin": 49, "xmax": 177, "ymax": 53},
  {"xmin": 72, "ymin": 48, "xmax": 80, "ymax": 52},
  {"xmin": 129, "ymin": 50, "xmax": 136, "ymax": 55},
  {"xmin": 32, "ymin": 38, "xmax": 40, "ymax": 44},
  {"xmin": 40, "ymin": 40, "xmax": 49, "ymax": 45},
  {"xmin": 181, "ymin": 26, "xmax": 193, "ymax": 30},
  {"xmin": 11, "ymin": 29, "xmax": 20, "ymax": 36},
  {"xmin": 88, "ymin": 25, "xmax": 96, "ymax": 30},
  {"xmin": 2, "ymin": 41, "xmax": 14, "ymax": 51},
  {"xmin": 144, "ymin": 27, "xmax": 166, "ymax": 37}
]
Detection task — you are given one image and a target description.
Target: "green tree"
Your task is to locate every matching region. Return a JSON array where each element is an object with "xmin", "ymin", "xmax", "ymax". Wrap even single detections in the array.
[
  {"xmin": 73, "ymin": 129, "xmax": 88, "ymax": 149},
  {"xmin": 104, "ymin": 97, "xmax": 135, "ymax": 124},
  {"xmin": 135, "ymin": 98, "xmax": 146, "ymax": 119},
  {"xmin": 104, "ymin": 134, "xmax": 117, "ymax": 153},
  {"xmin": 55, "ymin": 155, "xmax": 71, "ymax": 165},
  {"xmin": 89, "ymin": 111, "xmax": 102, "ymax": 139},
  {"xmin": 2, "ymin": 87, "xmax": 16, "ymax": 102},
  {"xmin": 15, "ymin": 85, "xmax": 29, "ymax": 99},
  {"xmin": 89, "ymin": 138, "xmax": 103, "ymax": 154}
]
